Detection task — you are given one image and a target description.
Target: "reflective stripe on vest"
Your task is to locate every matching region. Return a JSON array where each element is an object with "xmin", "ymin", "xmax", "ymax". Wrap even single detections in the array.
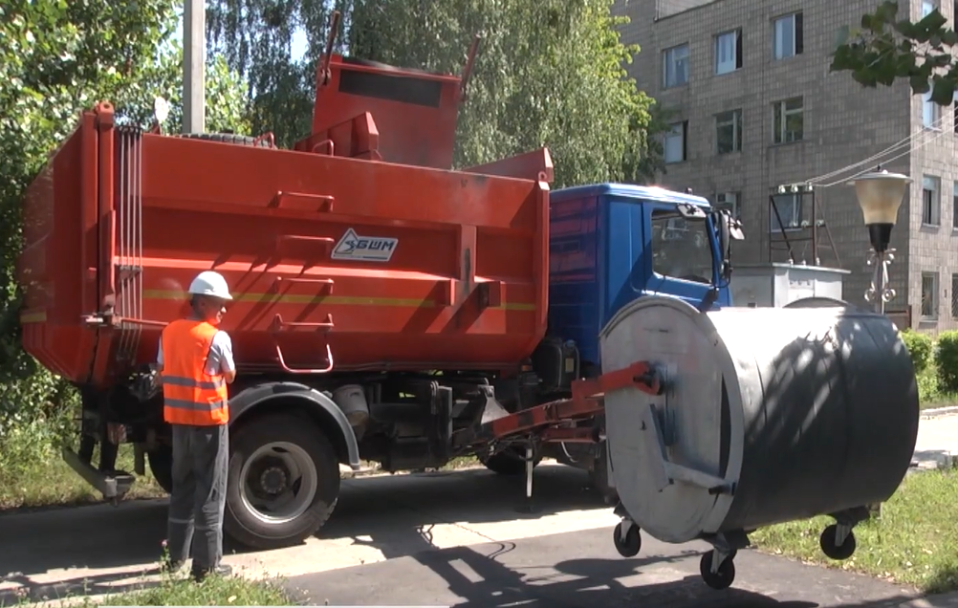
[{"xmin": 161, "ymin": 319, "xmax": 230, "ymax": 426}]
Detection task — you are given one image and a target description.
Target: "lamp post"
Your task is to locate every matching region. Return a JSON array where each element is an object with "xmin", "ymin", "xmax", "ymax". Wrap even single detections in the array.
[{"xmin": 848, "ymin": 168, "xmax": 911, "ymax": 314}]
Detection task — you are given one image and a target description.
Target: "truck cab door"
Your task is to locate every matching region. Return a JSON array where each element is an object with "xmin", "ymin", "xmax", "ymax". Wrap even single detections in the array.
[{"xmin": 638, "ymin": 203, "xmax": 716, "ymax": 309}]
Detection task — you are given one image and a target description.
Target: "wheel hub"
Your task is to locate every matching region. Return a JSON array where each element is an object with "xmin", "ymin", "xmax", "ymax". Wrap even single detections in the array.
[{"xmin": 260, "ymin": 466, "xmax": 288, "ymax": 494}]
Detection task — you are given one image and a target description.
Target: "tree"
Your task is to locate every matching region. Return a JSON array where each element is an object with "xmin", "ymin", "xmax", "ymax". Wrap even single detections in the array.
[
  {"xmin": 205, "ymin": 0, "xmax": 661, "ymax": 186},
  {"xmin": 831, "ymin": 0, "xmax": 958, "ymax": 105},
  {"xmin": 0, "ymin": 0, "xmax": 250, "ymax": 462}
]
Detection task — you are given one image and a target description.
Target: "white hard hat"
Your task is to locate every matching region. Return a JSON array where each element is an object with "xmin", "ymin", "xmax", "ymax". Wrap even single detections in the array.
[{"xmin": 187, "ymin": 271, "xmax": 233, "ymax": 301}]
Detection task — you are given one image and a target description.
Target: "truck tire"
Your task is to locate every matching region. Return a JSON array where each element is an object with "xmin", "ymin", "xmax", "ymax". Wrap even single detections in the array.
[
  {"xmin": 147, "ymin": 445, "xmax": 174, "ymax": 494},
  {"xmin": 224, "ymin": 414, "xmax": 340, "ymax": 550},
  {"xmin": 480, "ymin": 447, "xmax": 542, "ymax": 476}
]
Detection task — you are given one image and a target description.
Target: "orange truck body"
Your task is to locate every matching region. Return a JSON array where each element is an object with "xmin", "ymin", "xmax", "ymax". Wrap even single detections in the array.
[{"xmin": 18, "ymin": 54, "xmax": 553, "ymax": 389}]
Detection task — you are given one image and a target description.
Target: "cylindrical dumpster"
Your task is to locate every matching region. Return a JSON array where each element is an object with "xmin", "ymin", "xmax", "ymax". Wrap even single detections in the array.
[{"xmin": 600, "ymin": 295, "xmax": 918, "ymax": 547}]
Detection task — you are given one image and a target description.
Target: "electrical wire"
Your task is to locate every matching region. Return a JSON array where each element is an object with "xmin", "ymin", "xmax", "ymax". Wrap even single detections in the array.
[
  {"xmin": 816, "ymin": 124, "xmax": 951, "ymax": 189},
  {"xmin": 806, "ymin": 109, "xmax": 948, "ymax": 185}
]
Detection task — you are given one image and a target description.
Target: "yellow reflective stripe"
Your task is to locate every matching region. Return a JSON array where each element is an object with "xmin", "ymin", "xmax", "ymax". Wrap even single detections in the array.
[
  {"xmin": 20, "ymin": 311, "xmax": 46, "ymax": 323},
  {"xmin": 143, "ymin": 289, "xmax": 536, "ymax": 310},
  {"xmin": 164, "ymin": 398, "xmax": 228, "ymax": 412},
  {"xmin": 162, "ymin": 374, "xmax": 225, "ymax": 390}
]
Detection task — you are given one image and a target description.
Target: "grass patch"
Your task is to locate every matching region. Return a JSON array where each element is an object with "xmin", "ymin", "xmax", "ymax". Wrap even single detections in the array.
[
  {"xmin": 4, "ymin": 572, "xmax": 297, "ymax": 607},
  {"xmin": 0, "ymin": 444, "xmax": 166, "ymax": 512},
  {"xmin": 751, "ymin": 469, "xmax": 958, "ymax": 593},
  {"xmin": 92, "ymin": 573, "xmax": 294, "ymax": 606}
]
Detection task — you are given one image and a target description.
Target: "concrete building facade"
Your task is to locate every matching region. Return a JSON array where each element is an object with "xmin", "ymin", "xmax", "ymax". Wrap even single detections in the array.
[{"xmin": 613, "ymin": 0, "xmax": 958, "ymax": 332}]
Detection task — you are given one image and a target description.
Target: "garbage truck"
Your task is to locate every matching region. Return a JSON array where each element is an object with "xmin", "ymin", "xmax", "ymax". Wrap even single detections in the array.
[
  {"xmin": 19, "ymin": 14, "xmax": 920, "ymax": 592},
  {"xmin": 15, "ymin": 19, "xmax": 740, "ymax": 551}
]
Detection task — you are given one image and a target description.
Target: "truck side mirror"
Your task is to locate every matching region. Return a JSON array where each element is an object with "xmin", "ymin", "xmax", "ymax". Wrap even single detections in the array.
[{"xmin": 713, "ymin": 210, "xmax": 745, "ymax": 284}]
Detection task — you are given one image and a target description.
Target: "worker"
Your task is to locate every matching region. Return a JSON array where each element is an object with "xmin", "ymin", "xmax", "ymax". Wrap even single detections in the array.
[{"xmin": 156, "ymin": 270, "xmax": 237, "ymax": 582}]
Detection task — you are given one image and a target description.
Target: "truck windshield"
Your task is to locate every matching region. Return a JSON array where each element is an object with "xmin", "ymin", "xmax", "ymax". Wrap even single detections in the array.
[{"xmin": 650, "ymin": 208, "xmax": 714, "ymax": 285}]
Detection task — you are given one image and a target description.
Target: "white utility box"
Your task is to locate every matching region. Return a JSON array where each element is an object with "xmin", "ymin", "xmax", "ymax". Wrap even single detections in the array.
[{"xmin": 730, "ymin": 263, "xmax": 849, "ymax": 308}]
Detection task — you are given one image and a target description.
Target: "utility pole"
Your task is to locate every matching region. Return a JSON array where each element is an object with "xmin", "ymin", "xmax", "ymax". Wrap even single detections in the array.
[{"xmin": 183, "ymin": 0, "xmax": 206, "ymax": 134}]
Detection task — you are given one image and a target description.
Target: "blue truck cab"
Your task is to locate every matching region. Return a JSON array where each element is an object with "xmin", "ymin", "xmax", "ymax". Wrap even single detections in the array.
[
  {"xmin": 546, "ymin": 183, "xmax": 738, "ymax": 372},
  {"xmin": 510, "ymin": 183, "xmax": 743, "ymax": 490}
]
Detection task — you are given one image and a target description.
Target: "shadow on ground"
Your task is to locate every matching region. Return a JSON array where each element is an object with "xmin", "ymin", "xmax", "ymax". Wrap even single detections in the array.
[
  {"xmin": 0, "ymin": 465, "xmax": 604, "ymax": 603},
  {"xmin": 296, "ymin": 538, "xmax": 958, "ymax": 608}
]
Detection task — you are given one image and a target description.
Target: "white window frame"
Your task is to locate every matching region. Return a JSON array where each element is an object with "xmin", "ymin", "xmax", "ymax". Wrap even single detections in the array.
[
  {"xmin": 663, "ymin": 121, "xmax": 687, "ymax": 164},
  {"xmin": 715, "ymin": 192, "xmax": 740, "ymax": 219},
  {"xmin": 662, "ymin": 44, "xmax": 690, "ymax": 89},
  {"xmin": 770, "ymin": 193, "xmax": 802, "ymax": 232},
  {"xmin": 772, "ymin": 97, "xmax": 804, "ymax": 144},
  {"xmin": 715, "ymin": 29, "xmax": 741, "ymax": 75},
  {"xmin": 773, "ymin": 13, "xmax": 802, "ymax": 60},
  {"xmin": 921, "ymin": 271, "xmax": 939, "ymax": 320},
  {"xmin": 923, "ymin": 90, "xmax": 940, "ymax": 129},
  {"xmin": 923, "ymin": 175, "xmax": 941, "ymax": 226},
  {"xmin": 716, "ymin": 109, "xmax": 743, "ymax": 154}
]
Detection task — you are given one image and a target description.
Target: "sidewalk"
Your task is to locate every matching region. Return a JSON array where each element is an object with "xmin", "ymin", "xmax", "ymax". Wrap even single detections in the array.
[{"xmin": 912, "ymin": 408, "xmax": 958, "ymax": 470}]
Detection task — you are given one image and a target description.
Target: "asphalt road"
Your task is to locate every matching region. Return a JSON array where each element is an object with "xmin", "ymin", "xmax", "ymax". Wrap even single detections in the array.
[{"xmin": 0, "ymin": 463, "xmax": 924, "ymax": 607}]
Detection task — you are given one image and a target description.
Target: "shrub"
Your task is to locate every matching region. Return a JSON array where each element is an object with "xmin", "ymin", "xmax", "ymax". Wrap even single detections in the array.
[
  {"xmin": 900, "ymin": 328, "xmax": 934, "ymax": 375},
  {"xmin": 937, "ymin": 330, "xmax": 958, "ymax": 393}
]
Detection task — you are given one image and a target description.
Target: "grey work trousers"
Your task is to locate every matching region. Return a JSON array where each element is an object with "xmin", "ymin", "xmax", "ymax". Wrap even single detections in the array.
[{"xmin": 167, "ymin": 423, "xmax": 229, "ymax": 571}]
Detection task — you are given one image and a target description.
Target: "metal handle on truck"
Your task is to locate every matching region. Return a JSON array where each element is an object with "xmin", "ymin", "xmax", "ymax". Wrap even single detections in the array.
[{"xmin": 271, "ymin": 313, "xmax": 335, "ymax": 374}]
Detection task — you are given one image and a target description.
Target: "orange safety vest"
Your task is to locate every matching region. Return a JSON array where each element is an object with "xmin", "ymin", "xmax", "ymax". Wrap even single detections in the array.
[{"xmin": 160, "ymin": 319, "xmax": 230, "ymax": 426}]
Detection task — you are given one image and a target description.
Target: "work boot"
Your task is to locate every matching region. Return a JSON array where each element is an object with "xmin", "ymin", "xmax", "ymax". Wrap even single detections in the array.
[{"xmin": 191, "ymin": 564, "xmax": 233, "ymax": 583}]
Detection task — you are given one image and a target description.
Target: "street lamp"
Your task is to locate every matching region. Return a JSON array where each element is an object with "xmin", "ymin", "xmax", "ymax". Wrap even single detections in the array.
[{"xmin": 848, "ymin": 167, "xmax": 911, "ymax": 313}]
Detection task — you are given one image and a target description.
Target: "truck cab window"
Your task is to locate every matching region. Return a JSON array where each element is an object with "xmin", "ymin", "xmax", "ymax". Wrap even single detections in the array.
[{"xmin": 650, "ymin": 208, "xmax": 713, "ymax": 284}]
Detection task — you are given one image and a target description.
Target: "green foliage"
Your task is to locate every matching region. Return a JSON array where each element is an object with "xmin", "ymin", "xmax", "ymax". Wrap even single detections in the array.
[
  {"xmin": 0, "ymin": 0, "xmax": 250, "ymax": 483},
  {"xmin": 347, "ymin": 0, "xmax": 658, "ymax": 187},
  {"xmin": 937, "ymin": 330, "xmax": 958, "ymax": 393},
  {"xmin": 206, "ymin": 0, "xmax": 661, "ymax": 185},
  {"xmin": 832, "ymin": 0, "xmax": 958, "ymax": 104},
  {"xmin": 901, "ymin": 328, "xmax": 934, "ymax": 374}
]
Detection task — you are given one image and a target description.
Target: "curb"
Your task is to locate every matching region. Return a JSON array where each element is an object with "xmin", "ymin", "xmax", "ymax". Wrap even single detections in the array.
[
  {"xmin": 896, "ymin": 590, "xmax": 958, "ymax": 607},
  {"xmin": 920, "ymin": 406, "xmax": 958, "ymax": 418}
]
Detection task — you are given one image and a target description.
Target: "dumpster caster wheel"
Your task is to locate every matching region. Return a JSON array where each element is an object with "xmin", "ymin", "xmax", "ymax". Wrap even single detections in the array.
[
  {"xmin": 700, "ymin": 550, "xmax": 735, "ymax": 590},
  {"xmin": 613, "ymin": 521, "xmax": 641, "ymax": 557},
  {"xmin": 820, "ymin": 524, "xmax": 856, "ymax": 560}
]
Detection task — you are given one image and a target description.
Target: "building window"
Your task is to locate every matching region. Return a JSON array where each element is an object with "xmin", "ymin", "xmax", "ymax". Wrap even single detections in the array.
[
  {"xmin": 715, "ymin": 109, "xmax": 743, "ymax": 154},
  {"xmin": 952, "ymin": 274, "xmax": 958, "ymax": 318},
  {"xmin": 664, "ymin": 121, "xmax": 688, "ymax": 164},
  {"xmin": 662, "ymin": 44, "xmax": 690, "ymax": 88},
  {"xmin": 924, "ymin": 91, "xmax": 940, "ymax": 128},
  {"xmin": 772, "ymin": 97, "xmax": 804, "ymax": 144},
  {"xmin": 922, "ymin": 0, "xmax": 937, "ymax": 17},
  {"xmin": 923, "ymin": 175, "xmax": 940, "ymax": 225},
  {"xmin": 834, "ymin": 25, "xmax": 850, "ymax": 51},
  {"xmin": 715, "ymin": 192, "xmax": 740, "ymax": 219},
  {"xmin": 953, "ymin": 181, "xmax": 958, "ymax": 227},
  {"xmin": 770, "ymin": 193, "xmax": 802, "ymax": 231},
  {"xmin": 954, "ymin": 98, "xmax": 958, "ymax": 133},
  {"xmin": 773, "ymin": 13, "xmax": 804, "ymax": 60},
  {"xmin": 922, "ymin": 272, "xmax": 939, "ymax": 320},
  {"xmin": 715, "ymin": 29, "xmax": 743, "ymax": 75}
]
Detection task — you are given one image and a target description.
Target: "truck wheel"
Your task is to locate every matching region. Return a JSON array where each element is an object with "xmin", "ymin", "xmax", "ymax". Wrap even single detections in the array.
[
  {"xmin": 480, "ymin": 447, "xmax": 542, "ymax": 476},
  {"xmin": 147, "ymin": 445, "xmax": 174, "ymax": 494},
  {"xmin": 225, "ymin": 414, "xmax": 340, "ymax": 550}
]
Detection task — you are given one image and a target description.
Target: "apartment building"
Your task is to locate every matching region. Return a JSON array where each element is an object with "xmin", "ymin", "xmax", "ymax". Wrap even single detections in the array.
[{"xmin": 613, "ymin": 0, "xmax": 958, "ymax": 332}]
